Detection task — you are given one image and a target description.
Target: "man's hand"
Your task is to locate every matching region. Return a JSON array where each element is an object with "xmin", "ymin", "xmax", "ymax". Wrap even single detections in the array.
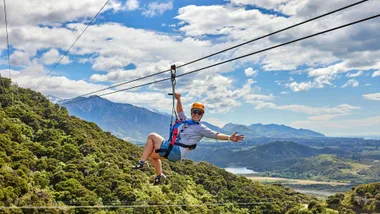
[
  {"xmin": 174, "ymin": 92, "xmax": 181, "ymax": 100},
  {"xmin": 230, "ymin": 132, "xmax": 245, "ymax": 142}
]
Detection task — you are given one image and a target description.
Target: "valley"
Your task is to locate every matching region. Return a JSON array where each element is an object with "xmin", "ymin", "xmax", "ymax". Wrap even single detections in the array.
[{"xmin": 56, "ymin": 94, "xmax": 380, "ymax": 192}]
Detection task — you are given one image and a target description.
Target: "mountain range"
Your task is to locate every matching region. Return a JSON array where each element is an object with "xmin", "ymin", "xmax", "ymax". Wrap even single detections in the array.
[
  {"xmin": 48, "ymin": 95, "xmax": 325, "ymax": 143},
  {"xmin": 187, "ymin": 141, "xmax": 350, "ymax": 170}
]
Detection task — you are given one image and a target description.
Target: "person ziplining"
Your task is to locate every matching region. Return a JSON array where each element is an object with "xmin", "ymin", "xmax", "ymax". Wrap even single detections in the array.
[{"xmin": 132, "ymin": 65, "xmax": 245, "ymax": 185}]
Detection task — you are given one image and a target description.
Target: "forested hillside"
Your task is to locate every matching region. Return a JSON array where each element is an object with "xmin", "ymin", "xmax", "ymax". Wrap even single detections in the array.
[
  {"xmin": 327, "ymin": 182, "xmax": 380, "ymax": 213},
  {"xmin": 0, "ymin": 78, "xmax": 315, "ymax": 213}
]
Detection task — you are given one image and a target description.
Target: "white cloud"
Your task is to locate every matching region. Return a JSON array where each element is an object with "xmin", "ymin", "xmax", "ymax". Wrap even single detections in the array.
[
  {"xmin": 245, "ymin": 99, "xmax": 360, "ymax": 117},
  {"xmin": 244, "ymin": 67, "xmax": 258, "ymax": 77},
  {"xmin": 346, "ymin": 71, "xmax": 363, "ymax": 77},
  {"xmin": 291, "ymin": 116, "xmax": 380, "ymax": 136},
  {"xmin": 307, "ymin": 114, "xmax": 344, "ymax": 121},
  {"xmin": 286, "ymin": 81, "xmax": 316, "ymax": 92},
  {"xmin": 173, "ymin": 1, "xmax": 380, "ymax": 94},
  {"xmin": 175, "ymin": 5, "xmax": 284, "ymax": 37},
  {"xmin": 308, "ymin": 63, "xmax": 347, "ymax": 77},
  {"xmin": 2, "ymin": 22, "xmax": 212, "ymax": 83},
  {"xmin": 231, "ymin": 0, "xmax": 289, "ymax": 10},
  {"xmin": 42, "ymin": 49, "xmax": 71, "ymax": 65},
  {"xmin": 10, "ymin": 51, "xmax": 30, "ymax": 66},
  {"xmin": 0, "ymin": 0, "xmax": 123, "ymax": 27},
  {"xmin": 1, "ymin": 0, "xmax": 379, "ymax": 122},
  {"xmin": 125, "ymin": 0, "xmax": 139, "ymax": 11},
  {"xmin": 275, "ymin": 104, "xmax": 360, "ymax": 115},
  {"xmin": 341, "ymin": 79, "xmax": 359, "ymax": 88},
  {"xmin": 92, "ymin": 56, "xmax": 131, "ymax": 71},
  {"xmin": 372, "ymin": 70, "xmax": 380, "ymax": 77},
  {"xmin": 0, "ymin": 67, "xmax": 176, "ymax": 111},
  {"xmin": 362, "ymin": 93, "xmax": 380, "ymax": 101},
  {"xmin": 244, "ymin": 93, "xmax": 274, "ymax": 101},
  {"xmin": 142, "ymin": 1, "xmax": 173, "ymax": 17},
  {"xmin": 188, "ymin": 76, "xmax": 254, "ymax": 113}
]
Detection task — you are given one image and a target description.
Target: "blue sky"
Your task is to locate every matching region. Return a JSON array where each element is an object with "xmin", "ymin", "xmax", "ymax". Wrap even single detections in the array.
[{"xmin": 0, "ymin": 0, "xmax": 379, "ymax": 137}]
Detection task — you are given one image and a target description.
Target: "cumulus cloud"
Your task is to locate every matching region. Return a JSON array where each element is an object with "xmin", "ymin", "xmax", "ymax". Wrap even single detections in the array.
[
  {"xmin": 91, "ymin": 56, "xmax": 131, "ymax": 71},
  {"xmin": 244, "ymin": 67, "xmax": 258, "ymax": 77},
  {"xmin": 346, "ymin": 71, "xmax": 363, "ymax": 77},
  {"xmin": 1, "ymin": 0, "xmax": 379, "ymax": 122},
  {"xmin": 245, "ymin": 97, "xmax": 360, "ymax": 119},
  {"xmin": 291, "ymin": 116, "xmax": 380, "ymax": 136},
  {"xmin": 307, "ymin": 114, "xmax": 344, "ymax": 121},
  {"xmin": 174, "ymin": 1, "xmax": 380, "ymax": 94},
  {"xmin": 341, "ymin": 79, "xmax": 359, "ymax": 88},
  {"xmin": 362, "ymin": 93, "xmax": 380, "ymax": 101},
  {"xmin": 0, "ymin": 67, "xmax": 176, "ymax": 111},
  {"xmin": 372, "ymin": 70, "xmax": 380, "ymax": 77},
  {"xmin": 142, "ymin": 1, "xmax": 173, "ymax": 17},
  {"xmin": 286, "ymin": 81, "xmax": 316, "ymax": 92},
  {"xmin": 276, "ymin": 103, "xmax": 360, "ymax": 115},
  {"xmin": 42, "ymin": 49, "xmax": 71, "ymax": 65},
  {"xmin": 175, "ymin": 5, "xmax": 284, "ymax": 37},
  {"xmin": 0, "ymin": 0, "xmax": 123, "ymax": 27},
  {"xmin": 10, "ymin": 51, "xmax": 30, "ymax": 66},
  {"xmin": 125, "ymin": 0, "xmax": 139, "ymax": 10},
  {"xmin": 231, "ymin": 0, "xmax": 290, "ymax": 10}
]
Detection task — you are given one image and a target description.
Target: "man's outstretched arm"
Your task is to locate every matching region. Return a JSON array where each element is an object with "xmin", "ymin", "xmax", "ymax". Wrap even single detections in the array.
[
  {"xmin": 216, "ymin": 132, "xmax": 245, "ymax": 142},
  {"xmin": 175, "ymin": 93, "xmax": 183, "ymax": 114}
]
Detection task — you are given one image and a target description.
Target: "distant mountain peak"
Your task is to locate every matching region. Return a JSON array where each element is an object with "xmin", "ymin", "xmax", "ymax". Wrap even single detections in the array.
[
  {"xmin": 46, "ymin": 95, "xmax": 62, "ymax": 104},
  {"xmin": 60, "ymin": 96, "xmax": 325, "ymax": 141},
  {"xmin": 223, "ymin": 123, "xmax": 325, "ymax": 138}
]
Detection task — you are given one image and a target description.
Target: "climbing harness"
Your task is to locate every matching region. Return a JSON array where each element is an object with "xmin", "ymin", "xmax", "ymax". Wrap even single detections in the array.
[{"xmin": 154, "ymin": 65, "xmax": 198, "ymax": 158}]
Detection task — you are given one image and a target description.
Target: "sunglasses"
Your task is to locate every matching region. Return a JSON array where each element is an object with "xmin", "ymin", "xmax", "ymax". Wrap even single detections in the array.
[{"xmin": 192, "ymin": 110, "xmax": 204, "ymax": 115}]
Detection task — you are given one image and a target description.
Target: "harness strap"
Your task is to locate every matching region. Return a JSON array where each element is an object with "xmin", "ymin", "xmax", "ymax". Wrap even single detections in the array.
[
  {"xmin": 174, "ymin": 142, "xmax": 197, "ymax": 150},
  {"xmin": 155, "ymin": 143, "xmax": 197, "ymax": 154}
]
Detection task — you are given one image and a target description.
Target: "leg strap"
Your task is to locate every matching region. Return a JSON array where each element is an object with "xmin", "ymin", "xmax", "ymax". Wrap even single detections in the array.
[{"xmin": 155, "ymin": 144, "xmax": 173, "ymax": 158}]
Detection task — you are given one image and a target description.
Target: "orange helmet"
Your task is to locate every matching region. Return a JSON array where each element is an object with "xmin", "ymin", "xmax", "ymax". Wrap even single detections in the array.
[{"xmin": 191, "ymin": 102, "xmax": 205, "ymax": 113}]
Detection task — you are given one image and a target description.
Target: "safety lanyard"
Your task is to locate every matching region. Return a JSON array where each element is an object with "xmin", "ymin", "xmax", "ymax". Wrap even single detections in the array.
[{"xmin": 168, "ymin": 64, "xmax": 178, "ymax": 140}]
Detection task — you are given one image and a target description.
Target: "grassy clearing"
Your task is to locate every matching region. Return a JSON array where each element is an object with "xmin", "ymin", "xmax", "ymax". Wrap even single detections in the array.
[{"xmin": 350, "ymin": 162, "xmax": 370, "ymax": 172}]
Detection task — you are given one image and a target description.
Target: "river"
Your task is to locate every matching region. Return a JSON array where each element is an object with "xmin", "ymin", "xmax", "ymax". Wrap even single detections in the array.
[{"xmin": 224, "ymin": 167, "xmax": 257, "ymax": 174}]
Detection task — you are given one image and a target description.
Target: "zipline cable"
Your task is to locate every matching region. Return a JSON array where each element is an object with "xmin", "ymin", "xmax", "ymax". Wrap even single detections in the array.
[
  {"xmin": 64, "ymin": 0, "xmax": 371, "ymax": 102},
  {"xmin": 0, "ymin": 201, "xmax": 296, "ymax": 209},
  {"xmin": 73, "ymin": 68, "xmax": 171, "ymax": 98},
  {"xmin": 35, "ymin": 0, "xmax": 111, "ymax": 90},
  {"xmin": 63, "ymin": 12, "xmax": 380, "ymax": 104}
]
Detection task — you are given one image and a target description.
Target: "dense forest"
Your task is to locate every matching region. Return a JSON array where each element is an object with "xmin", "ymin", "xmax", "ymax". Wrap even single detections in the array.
[
  {"xmin": 1, "ymin": 77, "xmax": 380, "ymax": 213},
  {"xmin": 0, "ymin": 78, "xmax": 310, "ymax": 213},
  {"xmin": 326, "ymin": 183, "xmax": 380, "ymax": 213}
]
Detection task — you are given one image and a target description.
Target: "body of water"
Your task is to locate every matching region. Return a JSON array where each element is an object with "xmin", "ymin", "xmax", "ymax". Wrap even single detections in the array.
[{"xmin": 224, "ymin": 167, "xmax": 257, "ymax": 174}]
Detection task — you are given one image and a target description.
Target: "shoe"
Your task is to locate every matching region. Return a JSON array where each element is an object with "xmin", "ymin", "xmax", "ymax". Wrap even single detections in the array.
[
  {"xmin": 131, "ymin": 160, "xmax": 148, "ymax": 170},
  {"xmin": 153, "ymin": 174, "xmax": 167, "ymax": 185}
]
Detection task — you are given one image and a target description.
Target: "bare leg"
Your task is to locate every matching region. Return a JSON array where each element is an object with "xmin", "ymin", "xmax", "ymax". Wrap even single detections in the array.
[
  {"xmin": 150, "ymin": 152, "xmax": 162, "ymax": 175},
  {"xmin": 140, "ymin": 133, "xmax": 164, "ymax": 175}
]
